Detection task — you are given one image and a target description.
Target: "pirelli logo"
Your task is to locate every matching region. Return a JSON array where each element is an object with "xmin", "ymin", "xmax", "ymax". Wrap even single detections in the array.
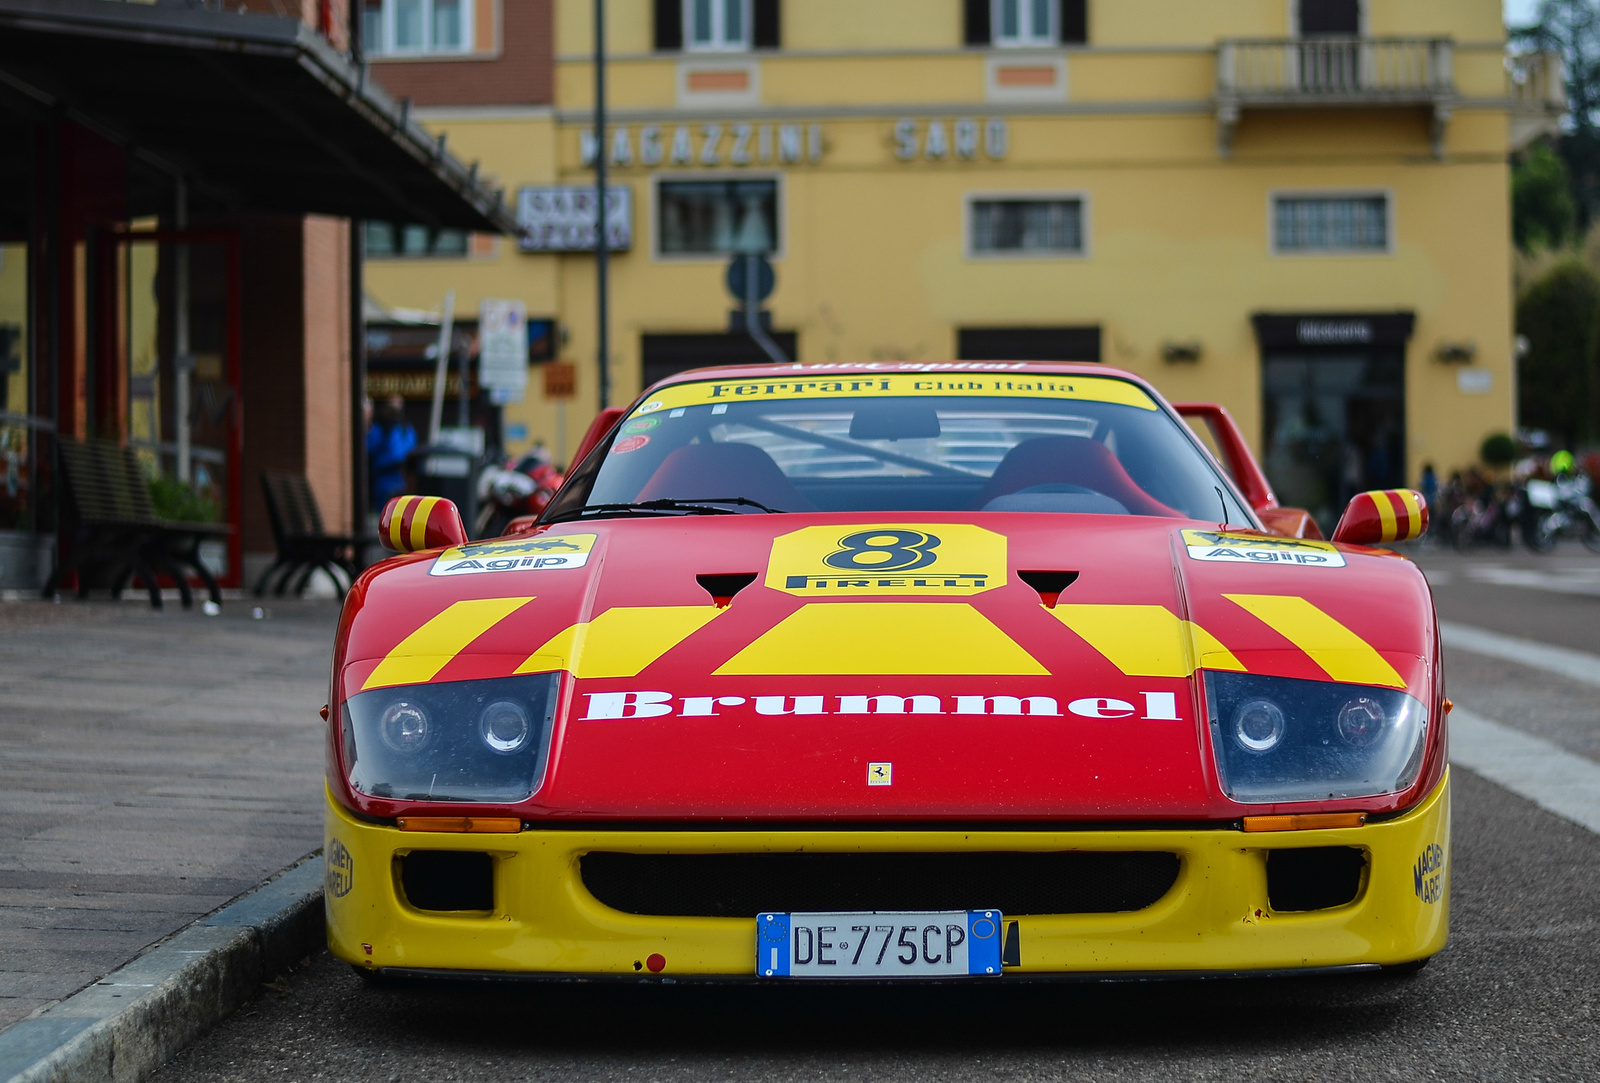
[
  {"xmin": 784, "ymin": 573, "xmax": 988, "ymax": 591},
  {"xmin": 768, "ymin": 524, "xmax": 1005, "ymax": 597}
]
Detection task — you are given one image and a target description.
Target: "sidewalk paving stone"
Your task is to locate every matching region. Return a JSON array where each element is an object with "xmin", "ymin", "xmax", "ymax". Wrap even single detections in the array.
[{"xmin": 0, "ymin": 599, "xmax": 336, "ymax": 1034}]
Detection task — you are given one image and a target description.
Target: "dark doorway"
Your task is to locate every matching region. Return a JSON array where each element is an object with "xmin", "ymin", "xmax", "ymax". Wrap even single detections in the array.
[
  {"xmin": 1261, "ymin": 351, "xmax": 1404, "ymax": 534},
  {"xmin": 1299, "ymin": 0, "xmax": 1360, "ymax": 36},
  {"xmin": 957, "ymin": 327, "xmax": 1101, "ymax": 362},
  {"xmin": 640, "ymin": 331, "xmax": 798, "ymax": 390}
]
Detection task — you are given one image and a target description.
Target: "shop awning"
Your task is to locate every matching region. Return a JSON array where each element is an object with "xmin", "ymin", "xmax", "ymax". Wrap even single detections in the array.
[{"xmin": 0, "ymin": 0, "xmax": 516, "ymax": 232}]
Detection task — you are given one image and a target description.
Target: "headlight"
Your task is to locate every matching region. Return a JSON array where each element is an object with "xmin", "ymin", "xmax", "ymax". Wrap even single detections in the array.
[
  {"xmin": 342, "ymin": 672, "xmax": 561, "ymax": 803},
  {"xmin": 1205, "ymin": 671, "xmax": 1427, "ymax": 804}
]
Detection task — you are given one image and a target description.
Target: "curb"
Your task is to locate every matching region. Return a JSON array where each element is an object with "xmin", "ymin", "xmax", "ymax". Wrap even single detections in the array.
[{"xmin": 0, "ymin": 855, "xmax": 326, "ymax": 1083}]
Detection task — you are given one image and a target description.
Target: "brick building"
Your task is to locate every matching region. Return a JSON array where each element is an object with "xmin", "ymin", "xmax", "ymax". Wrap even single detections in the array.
[{"xmin": 0, "ymin": 0, "xmax": 513, "ymax": 591}]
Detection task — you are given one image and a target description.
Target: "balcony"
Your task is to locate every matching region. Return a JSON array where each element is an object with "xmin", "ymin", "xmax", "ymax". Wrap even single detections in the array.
[
  {"xmin": 1216, "ymin": 38, "xmax": 1456, "ymax": 156},
  {"xmin": 1507, "ymin": 51, "xmax": 1566, "ymax": 152}
]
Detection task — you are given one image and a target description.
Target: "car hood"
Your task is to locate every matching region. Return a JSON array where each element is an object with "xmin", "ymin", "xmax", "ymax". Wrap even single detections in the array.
[{"xmin": 340, "ymin": 513, "xmax": 1436, "ymax": 821}]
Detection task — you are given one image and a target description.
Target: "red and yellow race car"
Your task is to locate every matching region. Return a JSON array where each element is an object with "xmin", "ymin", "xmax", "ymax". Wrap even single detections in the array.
[{"xmin": 324, "ymin": 362, "xmax": 1447, "ymax": 982}]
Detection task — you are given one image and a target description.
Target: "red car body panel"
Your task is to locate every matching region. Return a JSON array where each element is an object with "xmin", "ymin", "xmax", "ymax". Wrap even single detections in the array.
[{"xmin": 325, "ymin": 363, "xmax": 1444, "ymax": 827}]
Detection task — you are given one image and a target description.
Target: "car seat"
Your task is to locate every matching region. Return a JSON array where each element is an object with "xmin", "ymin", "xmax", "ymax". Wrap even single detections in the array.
[
  {"xmin": 974, "ymin": 436, "xmax": 1184, "ymax": 517},
  {"xmin": 634, "ymin": 442, "xmax": 815, "ymax": 511}
]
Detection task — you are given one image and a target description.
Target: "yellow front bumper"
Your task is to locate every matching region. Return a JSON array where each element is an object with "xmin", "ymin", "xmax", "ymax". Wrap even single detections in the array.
[{"xmin": 324, "ymin": 772, "xmax": 1450, "ymax": 977}]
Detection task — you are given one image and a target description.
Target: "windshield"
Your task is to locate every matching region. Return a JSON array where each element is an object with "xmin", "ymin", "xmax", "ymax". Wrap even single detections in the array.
[{"xmin": 545, "ymin": 374, "xmax": 1254, "ymax": 523}]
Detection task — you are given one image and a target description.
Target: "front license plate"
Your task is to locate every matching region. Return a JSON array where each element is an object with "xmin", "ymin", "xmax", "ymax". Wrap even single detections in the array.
[{"xmin": 756, "ymin": 910, "xmax": 1003, "ymax": 978}]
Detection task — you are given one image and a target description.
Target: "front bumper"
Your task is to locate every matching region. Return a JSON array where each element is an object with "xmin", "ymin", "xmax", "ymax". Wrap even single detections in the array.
[{"xmin": 324, "ymin": 772, "xmax": 1450, "ymax": 978}]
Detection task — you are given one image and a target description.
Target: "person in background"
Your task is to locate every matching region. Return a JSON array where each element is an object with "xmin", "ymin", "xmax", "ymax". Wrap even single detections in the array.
[
  {"xmin": 1419, "ymin": 462, "xmax": 1438, "ymax": 513},
  {"xmin": 367, "ymin": 395, "xmax": 417, "ymax": 511}
]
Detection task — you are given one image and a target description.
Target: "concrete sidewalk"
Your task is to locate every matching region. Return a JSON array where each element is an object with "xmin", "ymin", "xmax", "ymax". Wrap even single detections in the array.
[{"xmin": 0, "ymin": 599, "xmax": 336, "ymax": 1031}]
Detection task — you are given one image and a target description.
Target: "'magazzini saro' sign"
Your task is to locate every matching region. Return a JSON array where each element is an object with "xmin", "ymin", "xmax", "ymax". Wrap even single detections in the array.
[
  {"xmin": 577, "ymin": 119, "xmax": 1011, "ymax": 168},
  {"xmin": 582, "ymin": 124, "xmax": 824, "ymax": 167}
]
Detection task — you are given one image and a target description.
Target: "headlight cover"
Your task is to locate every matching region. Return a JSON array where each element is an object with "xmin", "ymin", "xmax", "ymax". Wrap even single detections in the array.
[
  {"xmin": 1204, "ymin": 671, "xmax": 1427, "ymax": 804},
  {"xmin": 342, "ymin": 673, "xmax": 561, "ymax": 803}
]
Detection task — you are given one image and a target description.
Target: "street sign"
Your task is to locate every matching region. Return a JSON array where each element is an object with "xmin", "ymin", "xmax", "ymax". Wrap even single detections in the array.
[
  {"xmin": 517, "ymin": 186, "xmax": 633, "ymax": 252},
  {"xmin": 478, "ymin": 298, "xmax": 528, "ymax": 403},
  {"xmin": 544, "ymin": 362, "xmax": 576, "ymax": 400},
  {"xmin": 725, "ymin": 253, "xmax": 775, "ymax": 304}
]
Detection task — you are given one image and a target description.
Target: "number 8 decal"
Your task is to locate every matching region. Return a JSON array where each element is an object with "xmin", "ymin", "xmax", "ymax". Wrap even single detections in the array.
[{"xmin": 823, "ymin": 530, "xmax": 942, "ymax": 572}]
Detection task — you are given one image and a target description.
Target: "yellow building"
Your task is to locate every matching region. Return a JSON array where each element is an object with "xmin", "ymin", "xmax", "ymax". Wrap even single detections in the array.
[{"xmin": 362, "ymin": 0, "xmax": 1559, "ymax": 528}]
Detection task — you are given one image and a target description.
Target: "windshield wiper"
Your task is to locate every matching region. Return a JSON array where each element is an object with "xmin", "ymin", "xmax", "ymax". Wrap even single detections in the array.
[{"xmin": 544, "ymin": 497, "xmax": 787, "ymax": 524}]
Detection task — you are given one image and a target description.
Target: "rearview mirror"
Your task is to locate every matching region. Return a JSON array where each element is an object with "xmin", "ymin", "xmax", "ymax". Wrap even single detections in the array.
[
  {"xmin": 1331, "ymin": 490, "xmax": 1428, "ymax": 546},
  {"xmin": 379, "ymin": 495, "xmax": 468, "ymax": 552}
]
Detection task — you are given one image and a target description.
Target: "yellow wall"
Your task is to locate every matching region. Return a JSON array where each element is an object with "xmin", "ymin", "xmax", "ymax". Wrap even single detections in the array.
[{"xmin": 369, "ymin": 0, "xmax": 1517, "ymax": 491}]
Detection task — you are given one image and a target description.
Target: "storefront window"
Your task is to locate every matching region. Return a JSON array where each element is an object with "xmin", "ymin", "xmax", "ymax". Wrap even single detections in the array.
[
  {"xmin": 365, "ymin": 222, "xmax": 469, "ymax": 258},
  {"xmin": 658, "ymin": 179, "xmax": 778, "ymax": 256},
  {"xmin": 1262, "ymin": 352, "xmax": 1404, "ymax": 533}
]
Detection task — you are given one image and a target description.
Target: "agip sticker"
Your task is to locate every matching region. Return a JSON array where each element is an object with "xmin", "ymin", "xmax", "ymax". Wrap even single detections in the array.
[
  {"xmin": 767, "ymin": 523, "xmax": 1006, "ymax": 596},
  {"xmin": 1181, "ymin": 529, "xmax": 1346, "ymax": 569},
  {"xmin": 430, "ymin": 534, "xmax": 598, "ymax": 576}
]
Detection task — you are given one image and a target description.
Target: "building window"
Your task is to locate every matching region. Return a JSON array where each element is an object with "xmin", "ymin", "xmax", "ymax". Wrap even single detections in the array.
[
  {"xmin": 686, "ymin": 0, "xmax": 751, "ymax": 52},
  {"xmin": 966, "ymin": 2, "xmax": 1086, "ymax": 47},
  {"xmin": 970, "ymin": 197, "xmax": 1085, "ymax": 255},
  {"xmin": 1273, "ymin": 195, "xmax": 1389, "ymax": 253},
  {"xmin": 993, "ymin": 0, "xmax": 1055, "ymax": 46},
  {"xmin": 658, "ymin": 179, "xmax": 779, "ymax": 257},
  {"xmin": 363, "ymin": 0, "xmax": 472, "ymax": 57},
  {"xmin": 365, "ymin": 222, "xmax": 469, "ymax": 258}
]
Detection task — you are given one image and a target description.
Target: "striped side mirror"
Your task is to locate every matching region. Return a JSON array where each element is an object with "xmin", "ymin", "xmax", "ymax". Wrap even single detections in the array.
[
  {"xmin": 1331, "ymin": 489, "xmax": 1429, "ymax": 546},
  {"xmin": 379, "ymin": 495, "xmax": 468, "ymax": 552}
]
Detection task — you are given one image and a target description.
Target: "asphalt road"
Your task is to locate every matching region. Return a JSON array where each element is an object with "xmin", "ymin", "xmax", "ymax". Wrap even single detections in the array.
[{"xmin": 154, "ymin": 544, "xmax": 1600, "ymax": 1083}]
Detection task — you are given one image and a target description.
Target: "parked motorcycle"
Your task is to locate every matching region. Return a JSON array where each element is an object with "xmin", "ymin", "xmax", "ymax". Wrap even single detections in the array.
[
  {"xmin": 1522, "ymin": 473, "xmax": 1600, "ymax": 553},
  {"xmin": 1447, "ymin": 486, "xmax": 1516, "ymax": 550},
  {"xmin": 474, "ymin": 447, "xmax": 565, "ymax": 539}
]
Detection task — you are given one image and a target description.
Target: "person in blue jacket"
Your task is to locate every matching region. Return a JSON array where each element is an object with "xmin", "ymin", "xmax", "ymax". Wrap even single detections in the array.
[{"xmin": 367, "ymin": 395, "xmax": 417, "ymax": 511}]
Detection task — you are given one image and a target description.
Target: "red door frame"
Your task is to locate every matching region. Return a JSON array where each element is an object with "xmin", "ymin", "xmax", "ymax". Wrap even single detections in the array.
[{"xmin": 103, "ymin": 228, "xmax": 244, "ymax": 588}]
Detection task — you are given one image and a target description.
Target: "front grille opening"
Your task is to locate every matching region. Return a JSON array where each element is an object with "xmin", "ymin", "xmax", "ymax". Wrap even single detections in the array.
[
  {"xmin": 1266, "ymin": 846, "xmax": 1366, "ymax": 912},
  {"xmin": 580, "ymin": 851, "xmax": 1180, "ymax": 918},
  {"xmin": 398, "ymin": 850, "xmax": 493, "ymax": 912}
]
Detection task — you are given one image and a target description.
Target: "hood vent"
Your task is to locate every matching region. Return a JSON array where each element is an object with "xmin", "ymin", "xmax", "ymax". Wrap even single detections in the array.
[
  {"xmin": 697, "ymin": 573, "xmax": 759, "ymax": 608},
  {"xmin": 1017, "ymin": 570, "xmax": 1080, "ymax": 608}
]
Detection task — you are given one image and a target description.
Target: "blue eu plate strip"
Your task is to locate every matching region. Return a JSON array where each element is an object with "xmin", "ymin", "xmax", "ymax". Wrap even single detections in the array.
[{"xmin": 757, "ymin": 912, "xmax": 791, "ymax": 977}]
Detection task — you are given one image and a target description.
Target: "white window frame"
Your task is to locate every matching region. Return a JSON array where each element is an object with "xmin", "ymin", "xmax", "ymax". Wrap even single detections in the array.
[
  {"xmin": 684, "ymin": 0, "xmax": 753, "ymax": 53},
  {"xmin": 992, "ymin": 0, "xmax": 1057, "ymax": 48},
  {"xmin": 1269, "ymin": 189, "xmax": 1393, "ymax": 256},
  {"xmin": 963, "ymin": 191, "xmax": 1091, "ymax": 261},
  {"xmin": 368, "ymin": 0, "xmax": 475, "ymax": 58},
  {"xmin": 650, "ymin": 172, "xmax": 786, "ymax": 263}
]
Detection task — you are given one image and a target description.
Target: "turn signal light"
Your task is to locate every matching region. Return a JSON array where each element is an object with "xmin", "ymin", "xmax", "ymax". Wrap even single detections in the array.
[
  {"xmin": 1242, "ymin": 812, "xmax": 1366, "ymax": 833},
  {"xmin": 397, "ymin": 817, "xmax": 521, "ymax": 833}
]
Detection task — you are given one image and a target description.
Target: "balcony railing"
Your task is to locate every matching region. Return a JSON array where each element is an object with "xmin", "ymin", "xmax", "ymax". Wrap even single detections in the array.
[
  {"xmin": 1216, "ymin": 37, "xmax": 1456, "ymax": 156},
  {"xmin": 1507, "ymin": 51, "xmax": 1566, "ymax": 151}
]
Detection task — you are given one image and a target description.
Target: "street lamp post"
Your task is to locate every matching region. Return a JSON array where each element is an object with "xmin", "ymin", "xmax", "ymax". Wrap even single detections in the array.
[{"xmin": 593, "ymin": 0, "xmax": 610, "ymax": 412}]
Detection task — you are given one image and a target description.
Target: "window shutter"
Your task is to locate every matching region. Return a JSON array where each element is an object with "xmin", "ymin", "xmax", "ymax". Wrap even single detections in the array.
[
  {"xmin": 963, "ymin": 0, "xmax": 990, "ymax": 46},
  {"xmin": 654, "ymin": 0, "xmax": 683, "ymax": 51},
  {"xmin": 753, "ymin": 0, "xmax": 781, "ymax": 49},
  {"xmin": 1060, "ymin": 0, "xmax": 1087, "ymax": 44}
]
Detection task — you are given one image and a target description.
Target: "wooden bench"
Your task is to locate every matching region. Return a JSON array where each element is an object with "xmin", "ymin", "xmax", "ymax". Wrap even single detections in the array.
[
  {"xmin": 255, "ymin": 471, "xmax": 363, "ymax": 597},
  {"xmin": 45, "ymin": 439, "xmax": 230, "ymax": 609}
]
